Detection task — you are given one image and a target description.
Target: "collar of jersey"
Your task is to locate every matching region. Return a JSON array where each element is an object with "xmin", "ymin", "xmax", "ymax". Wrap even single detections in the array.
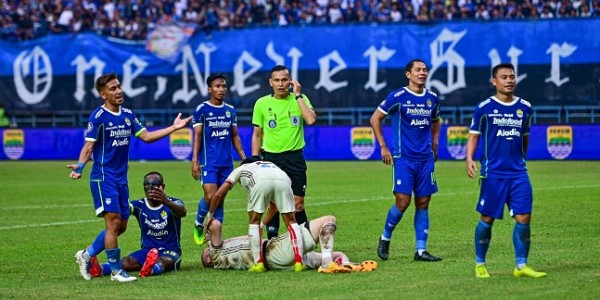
[
  {"xmin": 490, "ymin": 96, "xmax": 519, "ymax": 106},
  {"xmin": 101, "ymin": 105, "xmax": 122, "ymax": 116}
]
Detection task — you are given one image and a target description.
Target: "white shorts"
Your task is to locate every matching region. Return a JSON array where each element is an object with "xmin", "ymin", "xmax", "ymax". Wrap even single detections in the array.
[
  {"xmin": 265, "ymin": 226, "xmax": 317, "ymax": 270},
  {"xmin": 247, "ymin": 178, "xmax": 295, "ymax": 214}
]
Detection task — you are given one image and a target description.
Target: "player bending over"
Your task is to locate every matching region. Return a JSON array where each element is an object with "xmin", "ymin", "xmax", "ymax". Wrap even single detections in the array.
[{"xmin": 206, "ymin": 157, "xmax": 304, "ymax": 272}]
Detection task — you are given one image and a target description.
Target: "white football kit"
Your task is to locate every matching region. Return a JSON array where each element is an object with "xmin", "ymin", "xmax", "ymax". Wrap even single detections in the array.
[
  {"xmin": 209, "ymin": 226, "xmax": 318, "ymax": 270},
  {"xmin": 225, "ymin": 161, "xmax": 295, "ymax": 214}
]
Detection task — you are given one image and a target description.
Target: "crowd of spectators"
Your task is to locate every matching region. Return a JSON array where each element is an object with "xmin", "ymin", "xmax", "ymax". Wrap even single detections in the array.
[{"xmin": 1, "ymin": 0, "xmax": 599, "ymax": 41}]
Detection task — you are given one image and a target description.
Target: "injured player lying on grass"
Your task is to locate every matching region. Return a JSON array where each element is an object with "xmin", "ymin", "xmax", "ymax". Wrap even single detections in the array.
[{"xmin": 201, "ymin": 214, "xmax": 377, "ymax": 273}]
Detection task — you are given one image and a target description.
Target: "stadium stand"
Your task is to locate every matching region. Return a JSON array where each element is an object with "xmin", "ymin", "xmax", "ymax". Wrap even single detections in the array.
[
  {"xmin": 1, "ymin": 0, "xmax": 599, "ymax": 41},
  {"xmin": 2, "ymin": 1, "xmax": 598, "ymax": 127}
]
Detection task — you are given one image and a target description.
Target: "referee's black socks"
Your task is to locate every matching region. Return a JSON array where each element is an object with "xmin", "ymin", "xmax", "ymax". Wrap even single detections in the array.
[
  {"xmin": 266, "ymin": 213, "xmax": 280, "ymax": 239},
  {"xmin": 295, "ymin": 210, "xmax": 308, "ymax": 225},
  {"xmin": 266, "ymin": 210, "xmax": 308, "ymax": 239}
]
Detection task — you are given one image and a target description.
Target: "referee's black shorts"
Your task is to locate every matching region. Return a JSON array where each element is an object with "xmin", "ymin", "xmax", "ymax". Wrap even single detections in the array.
[{"xmin": 262, "ymin": 149, "xmax": 307, "ymax": 197}]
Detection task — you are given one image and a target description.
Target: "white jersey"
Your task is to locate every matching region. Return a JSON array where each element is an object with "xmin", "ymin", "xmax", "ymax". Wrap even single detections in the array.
[
  {"xmin": 226, "ymin": 161, "xmax": 295, "ymax": 214},
  {"xmin": 209, "ymin": 226, "xmax": 317, "ymax": 270},
  {"xmin": 226, "ymin": 161, "xmax": 289, "ymax": 193},
  {"xmin": 210, "ymin": 236, "xmax": 254, "ymax": 270}
]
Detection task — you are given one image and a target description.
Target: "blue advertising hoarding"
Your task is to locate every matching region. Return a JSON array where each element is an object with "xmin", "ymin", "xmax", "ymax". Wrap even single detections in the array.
[{"xmin": 0, "ymin": 125, "xmax": 596, "ymax": 161}]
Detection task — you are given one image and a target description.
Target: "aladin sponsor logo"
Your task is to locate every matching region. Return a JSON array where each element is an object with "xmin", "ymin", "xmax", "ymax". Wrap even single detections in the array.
[
  {"xmin": 211, "ymin": 129, "xmax": 230, "ymax": 137},
  {"xmin": 111, "ymin": 139, "xmax": 130, "ymax": 146},
  {"xmin": 496, "ymin": 128, "xmax": 521, "ymax": 137},
  {"xmin": 410, "ymin": 118, "xmax": 430, "ymax": 126},
  {"xmin": 147, "ymin": 229, "xmax": 169, "ymax": 237}
]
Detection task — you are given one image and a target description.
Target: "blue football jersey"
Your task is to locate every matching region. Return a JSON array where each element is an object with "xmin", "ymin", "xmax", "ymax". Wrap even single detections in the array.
[
  {"xmin": 469, "ymin": 96, "xmax": 533, "ymax": 178},
  {"xmin": 191, "ymin": 101, "xmax": 238, "ymax": 167},
  {"xmin": 378, "ymin": 87, "xmax": 440, "ymax": 161},
  {"xmin": 85, "ymin": 106, "xmax": 145, "ymax": 183},
  {"xmin": 130, "ymin": 197, "xmax": 184, "ymax": 252}
]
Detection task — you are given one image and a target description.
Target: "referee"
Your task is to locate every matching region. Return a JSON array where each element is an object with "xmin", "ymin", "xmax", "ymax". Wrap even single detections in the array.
[{"xmin": 251, "ymin": 65, "xmax": 316, "ymax": 239}]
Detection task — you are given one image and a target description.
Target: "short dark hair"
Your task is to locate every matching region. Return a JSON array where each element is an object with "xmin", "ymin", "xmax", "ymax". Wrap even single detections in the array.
[
  {"xmin": 241, "ymin": 156, "xmax": 260, "ymax": 165},
  {"xmin": 405, "ymin": 59, "xmax": 427, "ymax": 73},
  {"xmin": 491, "ymin": 63, "xmax": 515, "ymax": 78},
  {"xmin": 206, "ymin": 73, "xmax": 227, "ymax": 86},
  {"xmin": 270, "ymin": 65, "xmax": 289, "ymax": 77},
  {"xmin": 144, "ymin": 171, "xmax": 164, "ymax": 183},
  {"xmin": 95, "ymin": 72, "xmax": 118, "ymax": 94}
]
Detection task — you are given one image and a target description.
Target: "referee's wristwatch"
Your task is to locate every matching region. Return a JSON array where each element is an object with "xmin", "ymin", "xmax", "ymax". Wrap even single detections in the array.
[{"xmin": 295, "ymin": 94, "xmax": 303, "ymax": 99}]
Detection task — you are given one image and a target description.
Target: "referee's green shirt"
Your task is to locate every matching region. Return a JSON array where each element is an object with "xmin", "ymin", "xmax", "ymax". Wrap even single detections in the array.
[{"xmin": 252, "ymin": 93, "xmax": 313, "ymax": 153}]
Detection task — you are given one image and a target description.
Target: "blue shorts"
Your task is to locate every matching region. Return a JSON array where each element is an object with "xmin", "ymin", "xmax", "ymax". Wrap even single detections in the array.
[
  {"xmin": 90, "ymin": 181, "xmax": 130, "ymax": 220},
  {"xmin": 128, "ymin": 248, "xmax": 182, "ymax": 271},
  {"xmin": 392, "ymin": 158, "xmax": 438, "ymax": 197},
  {"xmin": 476, "ymin": 174, "xmax": 533, "ymax": 219},
  {"xmin": 201, "ymin": 165, "xmax": 233, "ymax": 186}
]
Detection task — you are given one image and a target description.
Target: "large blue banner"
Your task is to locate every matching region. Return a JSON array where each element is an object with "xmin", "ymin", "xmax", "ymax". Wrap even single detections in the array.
[
  {"xmin": 1, "ymin": 19, "xmax": 598, "ymax": 112},
  {"xmin": 0, "ymin": 125, "xmax": 596, "ymax": 161}
]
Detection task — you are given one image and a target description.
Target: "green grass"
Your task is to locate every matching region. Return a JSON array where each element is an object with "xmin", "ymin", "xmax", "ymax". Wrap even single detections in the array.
[{"xmin": 1, "ymin": 160, "xmax": 599, "ymax": 299}]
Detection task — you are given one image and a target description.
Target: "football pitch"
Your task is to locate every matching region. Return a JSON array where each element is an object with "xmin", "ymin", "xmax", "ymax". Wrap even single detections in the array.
[{"xmin": 1, "ymin": 160, "xmax": 599, "ymax": 299}]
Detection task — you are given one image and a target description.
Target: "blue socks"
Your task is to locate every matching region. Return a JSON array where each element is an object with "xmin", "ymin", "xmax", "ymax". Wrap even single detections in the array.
[
  {"xmin": 105, "ymin": 248, "xmax": 121, "ymax": 272},
  {"xmin": 196, "ymin": 198, "xmax": 209, "ymax": 225},
  {"xmin": 196, "ymin": 197, "xmax": 224, "ymax": 225},
  {"xmin": 474, "ymin": 220, "xmax": 531, "ymax": 267},
  {"xmin": 414, "ymin": 209, "xmax": 429, "ymax": 251},
  {"xmin": 382, "ymin": 205, "xmax": 403, "ymax": 240},
  {"xmin": 101, "ymin": 262, "xmax": 112, "ymax": 276},
  {"xmin": 474, "ymin": 220, "xmax": 492, "ymax": 264},
  {"xmin": 152, "ymin": 263, "xmax": 164, "ymax": 275},
  {"xmin": 513, "ymin": 222, "xmax": 531, "ymax": 267},
  {"xmin": 381, "ymin": 207, "xmax": 431, "ymax": 252},
  {"xmin": 86, "ymin": 230, "xmax": 106, "ymax": 258},
  {"xmin": 213, "ymin": 206, "xmax": 224, "ymax": 223}
]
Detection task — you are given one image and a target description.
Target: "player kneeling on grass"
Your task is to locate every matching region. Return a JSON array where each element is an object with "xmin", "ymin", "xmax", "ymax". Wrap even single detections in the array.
[
  {"xmin": 89, "ymin": 172, "xmax": 187, "ymax": 278},
  {"xmin": 201, "ymin": 214, "xmax": 377, "ymax": 273}
]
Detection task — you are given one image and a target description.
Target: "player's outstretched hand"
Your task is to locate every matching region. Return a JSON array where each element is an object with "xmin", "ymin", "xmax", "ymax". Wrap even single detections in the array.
[{"xmin": 172, "ymin": 113, "xmax": 193, "ymax": 130}]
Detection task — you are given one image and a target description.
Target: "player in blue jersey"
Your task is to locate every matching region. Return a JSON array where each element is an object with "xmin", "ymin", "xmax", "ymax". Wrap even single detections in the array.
[
  {"xmin": 67, "ymin": 73, "xmax": 191, "ymax": 282},
  {"xmin": 370, "ymin": 59, "xmax": 442, "ymax": 262},
  {"xmin": 89, "ymin": 171, "xmax": 187, "ymax": 278},
  {"xmin": 190, "ymin": 74, "xmax": 246, "ymax": 245},
  {"xmin": 466, "ymin": 63, "xmax": 546, "ymax": 279}
]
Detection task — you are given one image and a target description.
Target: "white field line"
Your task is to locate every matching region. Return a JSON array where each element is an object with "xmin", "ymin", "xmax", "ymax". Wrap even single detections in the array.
[
  {"xmin": 0, "ymin": 219, "xmax": 100, "ymax": 230},
  {"xmin": 0, "ymin": 204, "xmax": 89, "ymax": 210},
  {"xmin": 2, "ymin": 184, "xmax": 598, "ymax": 231}
]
